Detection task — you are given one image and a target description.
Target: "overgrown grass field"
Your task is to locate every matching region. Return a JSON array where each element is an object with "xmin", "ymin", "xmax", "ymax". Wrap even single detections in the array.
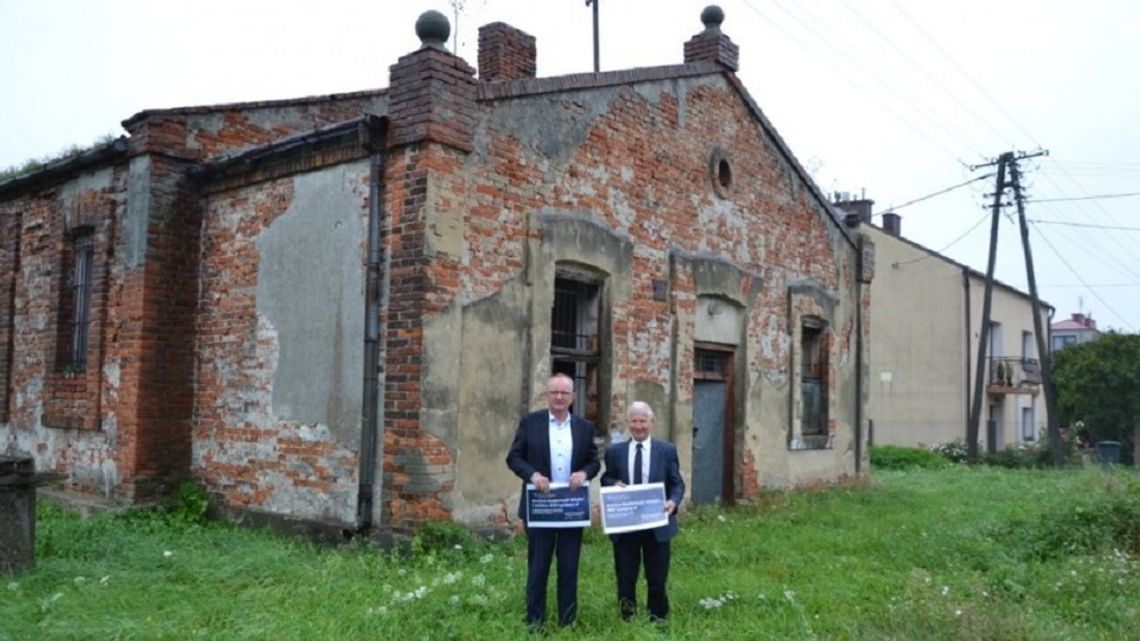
[{"xmin": 3, "ymin": 466, "xmax": 1138, "ymax": 640}]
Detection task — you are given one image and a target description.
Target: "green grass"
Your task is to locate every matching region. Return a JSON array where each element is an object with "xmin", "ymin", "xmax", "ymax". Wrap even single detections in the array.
[{"xmin": 3, "ymin": 467, "xmax": 1138, "ymax": 640}]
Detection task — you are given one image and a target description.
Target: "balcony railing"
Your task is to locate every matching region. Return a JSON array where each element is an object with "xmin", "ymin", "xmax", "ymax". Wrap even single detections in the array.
[{"xmin": 987, "ymin": 356, "xmax": 1042, "ymax": 393}]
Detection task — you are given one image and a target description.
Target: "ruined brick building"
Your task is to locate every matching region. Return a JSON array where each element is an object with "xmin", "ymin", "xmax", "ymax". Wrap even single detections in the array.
[{"xmin": 0, "ymin": 7, "xmax": 873, "ymax": 537}]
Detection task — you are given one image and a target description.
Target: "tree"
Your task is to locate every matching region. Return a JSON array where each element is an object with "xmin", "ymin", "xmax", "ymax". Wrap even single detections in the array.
[{"xmin": 1052, "ymin": 332, "xmax": 1140, "ymax": 466}]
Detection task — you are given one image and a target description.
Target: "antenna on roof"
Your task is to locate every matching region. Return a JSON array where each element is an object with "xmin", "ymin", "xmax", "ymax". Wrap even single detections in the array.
[{"xmin": 586, "ymin": 0, "xmax": 600, "ymax": 72}]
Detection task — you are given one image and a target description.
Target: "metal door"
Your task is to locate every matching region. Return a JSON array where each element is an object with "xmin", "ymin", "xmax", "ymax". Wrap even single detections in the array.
[{"xmin": 692, "ymin": 380, "xmax": 726, "ymax": 505}]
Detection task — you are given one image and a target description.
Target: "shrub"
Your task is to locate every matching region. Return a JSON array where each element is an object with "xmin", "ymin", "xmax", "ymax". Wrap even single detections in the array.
[
  {"xmin": 411, "ymin": 520, "xmax": 475, "ymax": 556},
  {"xmin": 1017, "ymin": 475, "xmax": 1140, "ymax": 558},
  {"xmin": 870, "ymin": 446, "xmax": 950, "ymax": 470},
  {"xmin": 170, "ymin": 481, "xmax": 211, "ymax": 525},
  {"xmin": 930, "ymin": 439, "xmax": 968, "ymax": 463},
  {"xmin": 982, "ymin": 444, "xmax": 1043, "ymax": 469}
]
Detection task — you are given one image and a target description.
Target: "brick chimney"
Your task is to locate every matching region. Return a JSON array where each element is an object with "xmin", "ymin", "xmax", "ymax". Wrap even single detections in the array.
[
  {"xmin": 478, "ymin": 22, "xmax": 536, "ymax": 81},
  {"xmin": 882, "ymin": 212, "xmax": 901, "ymax": 236},
  {"xmin": 684, "ymin": 5, "xmax": 739, "ymax": 71},
  {"xmin": 387, "ymin": 10, "xmax": 477, "ymax": 152},
  {"xmin": 834, "ymin": 197, "xmax": 874, "ymax": 226},
  {"xmin": 1071, "ymin": 312, "xmax": 1097, "ymax": 329}
]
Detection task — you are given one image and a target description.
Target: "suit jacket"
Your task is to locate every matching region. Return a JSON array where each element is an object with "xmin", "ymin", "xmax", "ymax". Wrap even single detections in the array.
[
  {"xmin": 506, "ymin": 409, "xmax": 600, "ymax": 521},
  {"xmin": 601, "ymin": 438, "xmax": 685, "ymax": 542}
]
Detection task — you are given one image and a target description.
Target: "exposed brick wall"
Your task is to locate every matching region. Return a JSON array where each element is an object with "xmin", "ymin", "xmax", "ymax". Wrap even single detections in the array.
[
  {"xmin": 453, "ymin": 75, "xmax": 856, "ymax": 502},
  {"xmin": 193, "ymin": 164, "xmax": 369, "ymax": 523},
  {"xmin": 0, "ymin": 167, "xmax": 134, "ymax": 498},
  {"xmin": 387, "ymin": 48, "xmax": 476, "ymax": 152},
  {"xmin": 478, "ymin": 22, "xmax": 537, "ymax": 81},
  {"xmin": 126, "ymin": 95, "xmax": 386, "ymax": 164},
  {"xmin": 124, "ymin": 155, "xmax": 200, "ymax": 500}
]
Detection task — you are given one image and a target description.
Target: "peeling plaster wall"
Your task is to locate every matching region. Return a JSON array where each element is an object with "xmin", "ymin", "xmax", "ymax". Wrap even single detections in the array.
[
  {"xmin": 440, "ymin": 73, "xmax": 863, "ymax": 526},
  {"xmin": 194, "ymin": 161, "xmax": 370, "ymax": 526}
]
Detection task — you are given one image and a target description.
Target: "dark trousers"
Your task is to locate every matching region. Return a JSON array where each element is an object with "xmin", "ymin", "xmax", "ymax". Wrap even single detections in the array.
[
  {"xmin": 614, "ymin": 529, "xmax": 671, "ymax": 620},
  {"xmin": 525, "ymin": 526, "xmax": 583, "ymax": 626}
]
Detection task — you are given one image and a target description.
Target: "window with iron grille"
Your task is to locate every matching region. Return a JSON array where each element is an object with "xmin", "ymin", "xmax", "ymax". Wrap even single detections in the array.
[
  {"xmin": 800, "ymin": 318, "xmax": 827, "ymax": 437},
  {"xmin": 551, "ymin": 276, "xmax": 602, "ymax": 430},
  {"xmin": 59, "ymin": 233, "xmax": 94, "ymax": 371}
]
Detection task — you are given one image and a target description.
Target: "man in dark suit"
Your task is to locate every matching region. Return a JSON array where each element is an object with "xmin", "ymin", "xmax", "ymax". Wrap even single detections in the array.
[
  {"xmin": 601, "ymin": 401, "xmax": 685, "ymax": 621},
  {"xmin": 506, "ymin": 373, "xmax": 600, "ymax": 629}
]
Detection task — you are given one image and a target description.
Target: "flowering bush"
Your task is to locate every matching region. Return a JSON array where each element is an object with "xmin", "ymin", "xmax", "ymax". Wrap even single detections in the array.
[{"xmin": 930, "ymin": 440, "xmax": 968, "ymax": 463}]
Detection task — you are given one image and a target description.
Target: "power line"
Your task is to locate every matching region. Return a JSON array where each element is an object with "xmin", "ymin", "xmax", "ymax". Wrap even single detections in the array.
[
  {"xmin": 891, "ymin": 208, "xmax": 991, "ymax": 267},
  {"xmin": 1026, "ymin": 191, "xmax": 1140, "ymax": 204},
  {"xmin": 874, "ymin": 174, "xmax": 993, "ymax": 215},
  {"xmin": 1041, "ymin": 283, "xmax": 1140, "ymax": 288},
  {"xmin": 736, "ymin": 0, "xmax": 976, "ymax": 163},
  {"xmin": 1027, "ymin": 219, "xmax": 1140, "ymax": 231},
  {"xmin": 1030, "ymin": 223, "xmax": 1135, "ymax": 331},
  {"xmin": 835, "ymin": 0, "xmax": 1017, "ymax": 150}
]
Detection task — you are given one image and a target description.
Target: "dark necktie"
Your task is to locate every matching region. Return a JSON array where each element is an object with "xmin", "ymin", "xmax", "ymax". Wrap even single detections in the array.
[{"xmin": 633, "ymin": 443, "xmax": 643, "ymax": 485}]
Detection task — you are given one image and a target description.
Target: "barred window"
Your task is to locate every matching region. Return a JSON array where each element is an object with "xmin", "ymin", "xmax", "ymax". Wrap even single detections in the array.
[
  {"xmin": 59, "ymin": 232, "xmax": 94, "ymax": 371},
  {"xmin": 551, "ymin": 275, "xmax": 602, "ymax": 431}
]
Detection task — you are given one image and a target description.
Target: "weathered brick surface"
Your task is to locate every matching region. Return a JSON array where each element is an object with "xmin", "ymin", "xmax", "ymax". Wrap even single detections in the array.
[
  {"xmin": 0, "ymin": 167, "xmax": 133, "ymax": 497},
  {"xmin": 478, "ymin": 22, "xmax": 537, "ymax": 81},
  {"xmin": 2, "ymin": 16, "xmax": 866, "ymax": 531},
  {"xmin": 193, "ymin": 165, "xmax": 369, "ymax": 523}
]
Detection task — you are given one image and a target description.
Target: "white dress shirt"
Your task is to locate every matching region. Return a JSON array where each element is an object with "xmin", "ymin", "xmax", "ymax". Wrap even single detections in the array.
[
  {"xmin": 548, "ymin": 411, "xmax": 573, "ymax": 483},
  {"xmin": 627, "ymin": 436, "xmax": 651, "ymax": 484}
]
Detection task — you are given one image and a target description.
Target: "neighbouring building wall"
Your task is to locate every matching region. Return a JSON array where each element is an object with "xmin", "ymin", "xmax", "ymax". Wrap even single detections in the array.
[
  {"xmin": 193, "ymin": 159, "xmax": 372, "ymax": 527},
  {"xmin": 864, "ymin": 226, "xmax": 967, "ymax": 447},
  {"xmin": 966, "ymin": 277, "xmax": 1050, "ymax": 450}
]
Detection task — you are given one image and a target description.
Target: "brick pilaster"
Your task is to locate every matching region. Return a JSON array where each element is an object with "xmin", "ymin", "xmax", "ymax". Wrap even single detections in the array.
[
  {"xmin": 380, "ymin": 15, "xmax": 475, "ymax": 531},
  {"xmin": 387, "ymin": 45, "xmax": 477, "ymax": 152}
]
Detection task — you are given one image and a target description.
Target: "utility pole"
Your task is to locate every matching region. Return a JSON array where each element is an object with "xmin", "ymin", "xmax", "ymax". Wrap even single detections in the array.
[
  {"xmin": 966, "ymin": 149, "xmax": 1055, "ymax": 465},
  {"xmin": 586, "ymin": 0, "xmax": 600, "ymax": 72},
  {"xmin": 967, "ymin": 153, "xmax": 1010, "ymax": 463},
  {"xmin": 1009, "ymin": 150, "xmax": 1062, "ymax": 465}
]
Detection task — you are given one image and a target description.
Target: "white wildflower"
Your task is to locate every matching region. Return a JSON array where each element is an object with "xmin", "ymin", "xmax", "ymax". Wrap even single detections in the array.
[
  {"xmin": 7, "ymin": 582, "xmax": 18, "ymax": 591},
  {"xmin": 955, "ymin": 609, "xmax": 962, "ymax": 617},
  {"xmin": 381, "ymin": 583, "xmax": 392, "ymax": 593},
  {"xmin": 442, "ymin": 572, "xmax": 461, "ymax": 585},
  {"xmin": 699, "ymin": 597, "xmax": 724, "ymax": 609},
  {"xmin": 470, "ymin": 574, "xmax": 486, "ymax": 588},
  {"xmin": 454, "ymin": 544, "xmax": 463, "ymax": 550},
  {"xmin": 783, "ymin": 589, "xmax": 796, "ymax": 603},
  {"xmin": 163, "ymin": 550, "xmax": 173, "ymax": 558},
  {"xmin": 73, "ymin": 576, "xmax": 86, "ymax": 585},
  {"xmin": 941, "ymin": 586, "xmax": 949, "ymax": 596},
  {"xmin": 397, "ymin": 568, "xmax": 407, "ymax": 576},
  {"xmin": 449, "ymin": 595, "xmax": 460, "ymax": 605},
  {"xmin": 717, "ymin": 515, "xmax": 727, "ymax": 523},
  {"xmin": 480, "ymin": 553, "xmax": 494, "ymax": 564},
  {"xmin": 469, "ymin": 594, "xmax": 489, "ymax": 606}
]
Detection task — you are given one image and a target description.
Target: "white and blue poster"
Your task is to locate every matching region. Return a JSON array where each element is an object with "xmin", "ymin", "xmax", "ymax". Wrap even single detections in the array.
[
  {"xmin": 600, "ymin": 483, "xmax": 668, "ymax": 534},
  {"xmin": 525, "ymin": 482, "xmax": 591, "ymax": 528}
]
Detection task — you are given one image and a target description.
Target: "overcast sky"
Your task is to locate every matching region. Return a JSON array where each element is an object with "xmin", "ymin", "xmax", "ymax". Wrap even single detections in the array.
[{"xmin": 2, "ymin": 0, "xmax": 1137, "ymax": 333}]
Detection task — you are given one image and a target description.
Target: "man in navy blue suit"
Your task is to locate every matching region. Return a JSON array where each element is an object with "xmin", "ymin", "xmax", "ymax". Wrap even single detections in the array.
[
  {"xmin": 602, "ymin": 401, "xmax": 685, "ymax": 621},
  {"xmin": 506, "ymin": 373, "xmax": 600, "ymax": 629}
]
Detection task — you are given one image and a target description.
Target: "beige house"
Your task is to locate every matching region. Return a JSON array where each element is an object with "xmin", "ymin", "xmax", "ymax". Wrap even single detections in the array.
[{"xmin": 837, "ymin": 201, "xmax": 1051, "ymax": 451}]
